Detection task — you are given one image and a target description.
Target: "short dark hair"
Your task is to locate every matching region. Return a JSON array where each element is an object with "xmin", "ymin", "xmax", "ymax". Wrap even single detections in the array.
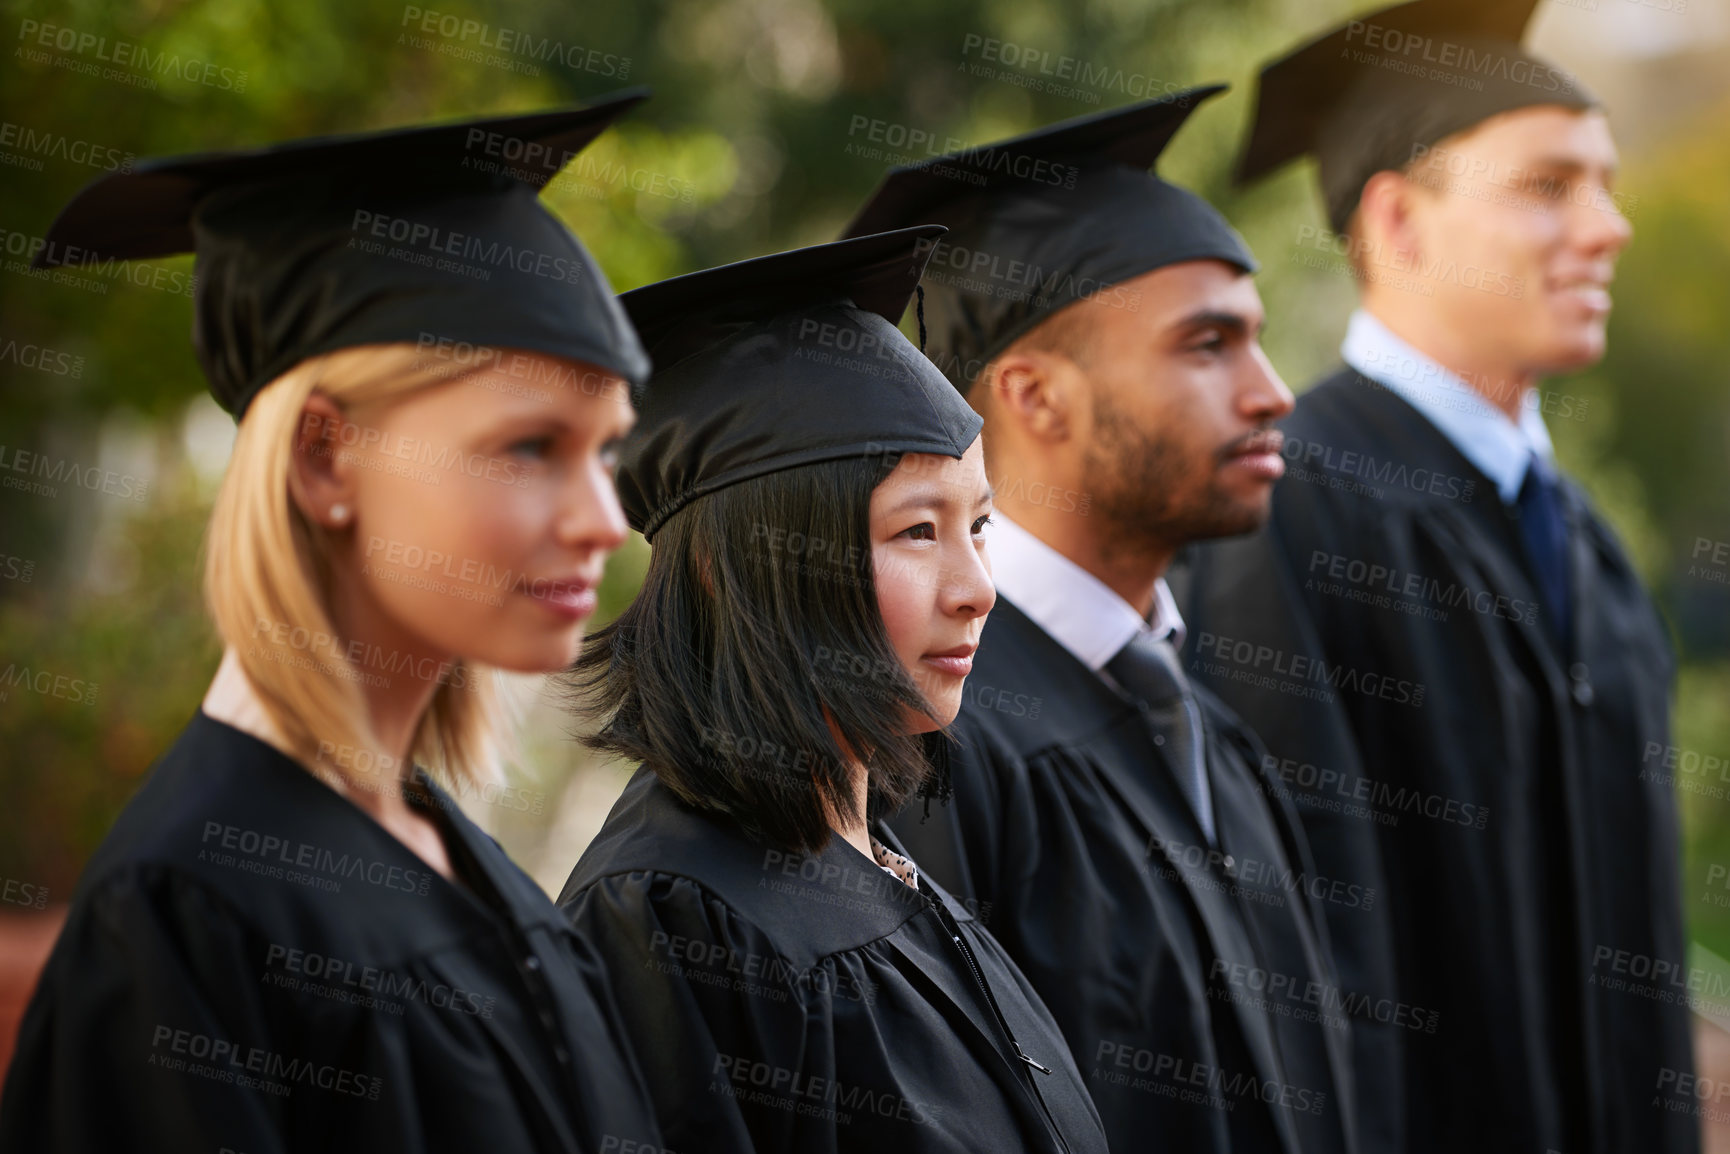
[{"xmin": 569, "ymin": 452, "xmax": 943, "ymax": 855}]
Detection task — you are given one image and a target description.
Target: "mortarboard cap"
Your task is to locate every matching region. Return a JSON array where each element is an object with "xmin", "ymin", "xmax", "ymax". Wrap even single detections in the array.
[
  {"xmin": 841, "ymin": 85, "xmax": 1257, "ymax": 392},
  {"xmin": 616, "ymin": 226, "xmax": 981, "ymax": 541},
  {"xmin": 1238, "ymin": 0, "xmax": 1597, "ymax": 231},
  {"xmin": 34, "ymin": 91, "xmax": 653, "ymax": 417}
]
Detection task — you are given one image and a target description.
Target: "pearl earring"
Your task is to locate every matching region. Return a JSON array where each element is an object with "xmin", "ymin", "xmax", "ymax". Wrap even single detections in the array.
[{"xmin": 329, "ymin": 503, "xmax": 350, "ymax": 525}]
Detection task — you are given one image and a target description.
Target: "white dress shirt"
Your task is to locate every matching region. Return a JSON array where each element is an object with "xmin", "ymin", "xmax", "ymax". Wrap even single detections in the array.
[
  {"xmin": 1341, "ymin": 309, "xmax": 1555, "ymax": 504},
  {"xmin": 984, "ymin": 513, "xmax": 1185, "ymax": 670}
]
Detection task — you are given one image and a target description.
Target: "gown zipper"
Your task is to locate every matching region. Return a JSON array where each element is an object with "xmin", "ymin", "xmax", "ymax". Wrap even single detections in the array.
[{"xmin": 917, "ymin": 880, "xmax": 1071, "ymax": 1153}]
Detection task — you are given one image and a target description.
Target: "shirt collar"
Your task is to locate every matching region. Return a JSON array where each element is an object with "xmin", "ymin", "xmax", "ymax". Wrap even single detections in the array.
[
  {"xmin": 1341, "ymin": 309, "xmax": 1555, "ymax": 504},
  {"xmin": 986, "ymin": 513, "xmax": 1184, "ymax": 671}
]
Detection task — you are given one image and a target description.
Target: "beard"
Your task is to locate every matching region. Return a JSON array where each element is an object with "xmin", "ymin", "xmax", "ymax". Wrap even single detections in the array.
[{"xmin": 1079, "ymin": 389, "xmax": 1270, "ymax": 559}]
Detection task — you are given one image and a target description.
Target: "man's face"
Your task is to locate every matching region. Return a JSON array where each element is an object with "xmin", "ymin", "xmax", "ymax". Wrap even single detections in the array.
[
  {"xmin": 1076, "ymin": 260, "xmax": 1294, "ymax": 553},
  {"xmin": 1400, "ymin": 106, "xmax": 1631, "ymax": 376}
]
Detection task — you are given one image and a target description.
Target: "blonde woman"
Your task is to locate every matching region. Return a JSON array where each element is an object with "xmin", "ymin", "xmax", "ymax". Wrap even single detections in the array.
[{"xmin": 0, "ymin": 99, "xmax": 666, "ymax": 1154}]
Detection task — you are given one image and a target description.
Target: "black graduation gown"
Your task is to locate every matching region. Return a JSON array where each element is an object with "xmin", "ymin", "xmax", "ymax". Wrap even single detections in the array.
[
  {"xmin": 1172, "ymin": 366, "xmax": 1696, "ymax": 1154},
  {"xmin": 556, "ymin": 766, "xmax": 1110, "ymax": 1154},
  {"xmin": 889, "ymin": 599, "xmax": 1358, "ymax": 1154},
  {"xmin": 0, "ymin": 710, "xmax": 663, "ymax": 1154}
]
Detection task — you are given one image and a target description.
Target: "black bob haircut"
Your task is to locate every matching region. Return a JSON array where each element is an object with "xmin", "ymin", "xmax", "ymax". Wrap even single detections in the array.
[{"xmin": 570, "ymin": 450, "xmax": 951, "ymax": 856}]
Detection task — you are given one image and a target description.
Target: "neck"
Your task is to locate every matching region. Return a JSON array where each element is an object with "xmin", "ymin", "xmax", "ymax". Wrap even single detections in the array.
[
  {"xmin": 1364, "ymin": 303, "xmax": 1535, "ymax": 423},
  {"xmin": 202, "ymin": 648, "xmax": 431, "ymax": 820},
  {"xmin": 831, "ymin": 762, "xmax": 873, "ymax": 860},
  {"xmin": 1001, "ymin": 490, "xmax": 1166, "ymax": 618},
  {"xmin": 821, "ymin": 709, "xmax": 874, "ymax": 859},
  {"xmin": 322, "ymin": 564, "xmax": 451, "ymax": 785}
]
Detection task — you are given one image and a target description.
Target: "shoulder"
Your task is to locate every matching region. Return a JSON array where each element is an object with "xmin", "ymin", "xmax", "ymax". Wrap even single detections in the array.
[
  {"xmin": 1286, "ymin": 365, "xmax": 1397, "ymax": 441},
  {"xmin": 561, "ymin": 771, "xmax": 924, "ymax": 968},
  {"xmin": 37, "ymin": 857, "xmax": 266, "ymax": 1008},
  {"xmin": 958, "ymin": 599, "xmax": 1135, "ymax": 761}
]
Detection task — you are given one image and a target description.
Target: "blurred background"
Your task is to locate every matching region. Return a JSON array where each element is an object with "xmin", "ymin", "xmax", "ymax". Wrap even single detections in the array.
[{"xmin": 1, "ymin": 0, "xmax": 1727, "ymax": 1124}]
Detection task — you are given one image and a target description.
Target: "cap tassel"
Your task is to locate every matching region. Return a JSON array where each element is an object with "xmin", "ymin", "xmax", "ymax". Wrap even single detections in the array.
[
  {"xmin": 917, "ymin": 728, "xmax": 953, "ymax": 820},
  {"xmin": 915, "ymin": 282, "xmax": 928, "ymax": 354}
]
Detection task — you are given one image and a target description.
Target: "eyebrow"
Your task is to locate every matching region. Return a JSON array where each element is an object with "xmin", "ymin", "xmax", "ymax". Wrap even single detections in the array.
[
  {"xmin": 881, "ymin": 482, "xmax": 996, "ymax": 516},
  {"xmin": 1169, "ymin": 309, "xmax": 1259, "ymax": 339},
  {"xmin": 1522, "ymin": 156, "xmax": 1619, "ymax": 179}
]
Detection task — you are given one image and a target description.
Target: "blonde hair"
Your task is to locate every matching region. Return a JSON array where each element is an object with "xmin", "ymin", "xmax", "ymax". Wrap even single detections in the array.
[{"xmin": 203, "ymin": 343, "xmax": 507, "ymax": 796}]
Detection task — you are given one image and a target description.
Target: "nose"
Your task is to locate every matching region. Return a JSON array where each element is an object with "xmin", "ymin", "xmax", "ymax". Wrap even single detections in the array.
[
  {"xmin": 944, "ymin": 534, "xmax": 996, "ymax": 622},
  {"xmin": 1570, "ymin": 177, "xmax": 1633, "ymax": 260},
  {"xmin": 1240, "ymin": 342, "xmax": 1295, "ymax": 423},
  {"xmin": 556, "ymin": 453, "xmax": 630, "ymax": 556}
]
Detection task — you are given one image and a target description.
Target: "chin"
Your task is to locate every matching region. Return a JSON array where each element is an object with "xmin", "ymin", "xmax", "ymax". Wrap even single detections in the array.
[
  {"xmin": 1531, "ymin": 328, "xmax": 1609, "ymax": 376},
  {"xmin": 477, "ymin": 632, "xmax": 586, "ymax": 675}
]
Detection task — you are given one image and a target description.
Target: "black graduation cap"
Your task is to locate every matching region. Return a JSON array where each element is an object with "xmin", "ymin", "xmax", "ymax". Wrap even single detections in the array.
[
  {"xmin": 1238, "ymin": 0, "xmax": 1598, "ymax": 231},
  {"xmin": 616, "ymin": 226, "xmax": 981, "ymax": 541},
  {"xmin": 34, "ymin": 91, "xmax": 653, "ymax": 417},
  {"xmin": 840, "ymin": 85, "xmax": 1256, "ymax": 392}
]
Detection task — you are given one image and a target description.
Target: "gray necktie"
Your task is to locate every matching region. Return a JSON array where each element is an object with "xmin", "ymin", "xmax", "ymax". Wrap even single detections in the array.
[{"xmin": 1105, "ymin": 633, "xmax": 1217, "ymax": 844}]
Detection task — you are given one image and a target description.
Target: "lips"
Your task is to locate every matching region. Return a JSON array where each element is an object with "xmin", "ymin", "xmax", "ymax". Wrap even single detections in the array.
[
  {"xmin": 1221, "ymin": 428, "xmax": 1286, "ymax": 481},
  {"xmin": 1549, "ymin": 278, "xmax": 1613, "ymax": 314},
  {"xmin": 520, "ymin": 573, "xmax": 601, "ymax": 621},
  {"xmin": 1226, "ymin": 429, "xmax": 1284, "ymax": 460},
  {"xmin": 921, "ymin": 643, "xmax": 976, "ymax": 678}
]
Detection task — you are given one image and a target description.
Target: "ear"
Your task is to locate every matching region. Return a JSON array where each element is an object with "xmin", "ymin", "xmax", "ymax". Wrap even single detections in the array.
[
  {"xmin": 288, "ymin": 392, "xmax": 358, "ymax": 531},
  {"xmin": 1356, "ymin": 169, "xmax": 1427, "ymax": 267},
  {"xmin": 984, "ymin": 348, "xmax": 1079, "ymax": 447}
]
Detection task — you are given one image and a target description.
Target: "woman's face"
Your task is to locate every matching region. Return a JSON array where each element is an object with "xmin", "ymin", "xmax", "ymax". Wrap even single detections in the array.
[
  {"xmin": 869, "ymin": 438, "xmax": 996, "ymax": 730},
  {"xmin": 302, "ymin": 354, "xmax": 634, "ymax": 675}
]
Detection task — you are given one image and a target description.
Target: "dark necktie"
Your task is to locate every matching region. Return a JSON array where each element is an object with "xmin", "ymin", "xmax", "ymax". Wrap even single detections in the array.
[
  {"xmin": 1105, "ymin": 633, "xmax": 1217, "ymax": 844},
  {"xmin": 1514, "ymin": 453, "xmax": 1572, "ymax": 645}
]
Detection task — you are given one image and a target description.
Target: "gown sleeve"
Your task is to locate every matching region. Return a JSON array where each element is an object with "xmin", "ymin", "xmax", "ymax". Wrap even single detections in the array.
[
  {"xmin": 562, "ymin": 869, "xmax": 827, "ymax": 1154},
  {"xmin": 0, "ymin": 864, "xmax": 288, "ymax": 1153}
]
